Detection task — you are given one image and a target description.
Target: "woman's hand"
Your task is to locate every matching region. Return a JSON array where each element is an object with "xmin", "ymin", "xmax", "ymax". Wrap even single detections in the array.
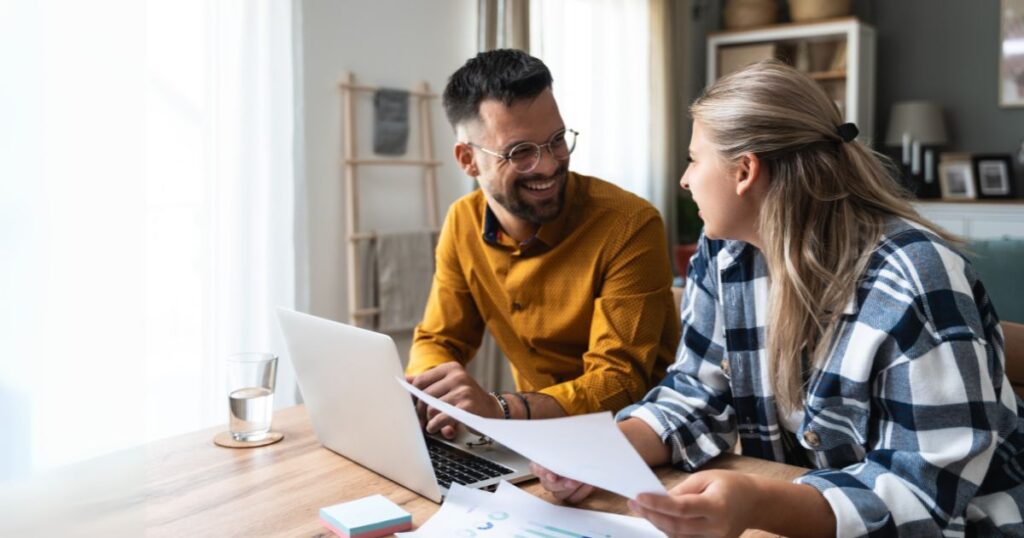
[
  {"xmin": 529, "ymin": 462, "xmax": 595, "ymax": 504},
  {"xmin": 629, "ymin": 469, "xmax": 761, "ymax": 538}
]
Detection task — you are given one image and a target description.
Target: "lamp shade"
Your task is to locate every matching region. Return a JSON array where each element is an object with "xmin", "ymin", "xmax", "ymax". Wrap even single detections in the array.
[{"xmin": 885, "ymin": 101, "xmax": 948, "ymax": 146}]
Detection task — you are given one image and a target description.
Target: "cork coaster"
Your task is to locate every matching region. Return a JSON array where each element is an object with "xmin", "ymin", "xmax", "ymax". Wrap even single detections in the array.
[{"xmin": 213, "ymin": 431, "xmax": 284, "ymax": 449}]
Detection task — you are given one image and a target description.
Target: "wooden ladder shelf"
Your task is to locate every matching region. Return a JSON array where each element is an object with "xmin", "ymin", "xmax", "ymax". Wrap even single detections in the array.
[{"xmin": 339, "ymin": 72, "xmax": 440, "ymax": 325}]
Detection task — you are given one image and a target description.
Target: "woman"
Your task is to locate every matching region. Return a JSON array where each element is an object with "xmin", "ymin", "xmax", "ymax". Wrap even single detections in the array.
[{"xmin": 534, "ymin": 60, "xmax": 1024, "ymax": 537}]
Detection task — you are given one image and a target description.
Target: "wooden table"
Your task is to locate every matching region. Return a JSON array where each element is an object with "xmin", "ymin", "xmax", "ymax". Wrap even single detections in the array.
[{"xmin": 140, "ymin": 405, "xmax": 807, "ymax": 537}]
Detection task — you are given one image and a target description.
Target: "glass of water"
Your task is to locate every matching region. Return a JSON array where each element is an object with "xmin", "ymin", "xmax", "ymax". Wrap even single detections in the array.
[{"xmin": 226, "ymin": 353, "xmax": 278, "ymax": 442}]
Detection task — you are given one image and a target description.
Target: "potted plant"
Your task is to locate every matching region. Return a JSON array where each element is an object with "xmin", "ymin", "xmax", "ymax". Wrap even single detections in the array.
[{"xmin": 674, "ymin": 191, "xmax": 703, "ymax": 277}]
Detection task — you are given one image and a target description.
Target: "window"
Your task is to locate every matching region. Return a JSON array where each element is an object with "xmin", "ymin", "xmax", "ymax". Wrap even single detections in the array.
[
  {"xmin": 0, "ymin": 0, "xmax": 298, "ymax": 477},
  {"xmin": 531, "ymin": 0, "xmax": 653, "ymax": 201}
]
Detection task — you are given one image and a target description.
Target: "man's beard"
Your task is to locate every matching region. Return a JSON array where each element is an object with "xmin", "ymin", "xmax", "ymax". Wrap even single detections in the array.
[{"xmin": 491, "ymin": 163, "xmax": 569, "ymax": 225}]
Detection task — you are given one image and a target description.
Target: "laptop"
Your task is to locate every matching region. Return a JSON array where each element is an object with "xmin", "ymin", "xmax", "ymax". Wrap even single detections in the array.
[{"xmin": 275, "ymin": 307, "xmax": 533, "ymax": 503}]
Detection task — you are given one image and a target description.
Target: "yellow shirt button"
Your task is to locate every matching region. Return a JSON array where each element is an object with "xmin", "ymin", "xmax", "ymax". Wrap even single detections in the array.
[{"xmin": 803, "ymin": 430, "xmax": 821, "ymax": 448}]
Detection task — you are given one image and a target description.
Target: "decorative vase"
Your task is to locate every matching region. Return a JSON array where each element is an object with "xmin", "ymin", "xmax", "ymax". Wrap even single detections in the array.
[
  {"xmin": 674, "ymin": 243, "xmax": 700, "ymax": 277},
  {"xmin": 787, "ymin": 0, "xmax": 851, "ymax": 22},
  {"xmin": 723, "ymin": 0, "xmax": 779, "ymax": 30}
]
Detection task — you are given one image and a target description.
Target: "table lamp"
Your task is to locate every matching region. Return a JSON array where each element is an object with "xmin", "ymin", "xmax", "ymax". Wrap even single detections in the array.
[{"xmin": 885, "ymin": 101, "xmax": 948, "ymax": 196}]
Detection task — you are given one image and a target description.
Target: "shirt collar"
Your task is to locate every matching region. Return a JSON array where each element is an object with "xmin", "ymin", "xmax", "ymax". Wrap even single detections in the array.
[
  {"xmin": 482, "ymin": 202, "xmax": 502, "ymax": 244},
  {"xmin": 716, "ymin": 240, "xmax": 755, "ymax": 272}
]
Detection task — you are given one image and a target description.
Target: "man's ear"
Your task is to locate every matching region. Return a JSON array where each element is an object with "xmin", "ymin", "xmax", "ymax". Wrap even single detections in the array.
[
  {"xmin": 734, "ymin": 153, "xmax": 762, "ymax": 196},
  {"xmin": 454, "ymin": 143, "xmax": 478, "ymax": 177}
]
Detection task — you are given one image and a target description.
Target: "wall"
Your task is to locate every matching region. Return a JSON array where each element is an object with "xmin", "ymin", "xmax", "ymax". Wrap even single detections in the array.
[
  {"xmin": 300, "ymin": 0, "xmax": 477, "ymax": 358},
  {"xmin": 669, "ymin": 0, "xmax": 721, "ymax": 247},
  {"xmin": 866, "ymin": 1, "xmax": 1024, "ymax": 186}
]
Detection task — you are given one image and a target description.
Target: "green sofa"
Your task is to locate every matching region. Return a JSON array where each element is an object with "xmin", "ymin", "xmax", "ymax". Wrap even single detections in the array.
[{"xmin": 967, "ymin": 239, "xmax": 1024, "ymax": 324}]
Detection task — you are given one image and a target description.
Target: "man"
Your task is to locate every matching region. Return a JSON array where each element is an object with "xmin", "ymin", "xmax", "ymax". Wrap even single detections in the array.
[{"xmin": 407, "ymin": 49, "xmax": 679, "ymax": 438}]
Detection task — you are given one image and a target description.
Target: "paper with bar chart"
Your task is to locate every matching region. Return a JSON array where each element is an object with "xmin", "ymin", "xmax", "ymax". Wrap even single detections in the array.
[
  {"xmin": 396, "ymin": 482, "xmax": 663, "ymax": 538},
  {"xmin": 396, "ymin": 378, "xmax": 665, "ymax": 499}
]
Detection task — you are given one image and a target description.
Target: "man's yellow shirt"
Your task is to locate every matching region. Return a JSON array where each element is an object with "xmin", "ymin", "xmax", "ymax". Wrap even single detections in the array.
[{"xmin": 407, "ymin": 171, "xmax": 680, "ymax": 415}]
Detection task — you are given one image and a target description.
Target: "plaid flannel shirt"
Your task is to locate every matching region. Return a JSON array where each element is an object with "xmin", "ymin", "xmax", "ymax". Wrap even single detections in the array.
[{"xmin": 617, "ymin": 218, "xmax": 1024, "ymax": 536}]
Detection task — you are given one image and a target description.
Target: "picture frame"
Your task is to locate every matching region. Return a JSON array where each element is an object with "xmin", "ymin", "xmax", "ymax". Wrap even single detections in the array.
[
  {"xmin": 938, "ymin": 156, "xmax": 977, "ymax": 200},
  {"xmin": 972, "ymin": 154, "xmax": 1017, "ymax": 198},
  {"xmin": 1001, "ymin": 0, "xmax": 1024, "ymax": 107}
]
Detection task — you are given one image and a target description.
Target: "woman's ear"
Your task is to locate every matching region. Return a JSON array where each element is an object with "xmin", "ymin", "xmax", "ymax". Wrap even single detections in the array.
[
  {"xmin": 454, "ymin": 143, "xmax": 478, "ymax": 177},
  {"xmin": 734, "ymin": 153, "xmax": 762, "ymax": 196}
]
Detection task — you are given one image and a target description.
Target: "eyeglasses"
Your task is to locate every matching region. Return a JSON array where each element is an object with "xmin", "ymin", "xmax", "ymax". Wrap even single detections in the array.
[{"xmin": 468, "ymin": 128, "xmax": 578, "ymax": 174}]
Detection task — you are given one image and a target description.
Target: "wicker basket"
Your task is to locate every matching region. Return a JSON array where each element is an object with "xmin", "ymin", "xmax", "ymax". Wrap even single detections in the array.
[
  {"xmin": 787, "ymin": 0, "xmax": 851, "ymax": 22},
  {"xmin": 723, "ymin": 0, "xmax": 779, "ymax": 30}
]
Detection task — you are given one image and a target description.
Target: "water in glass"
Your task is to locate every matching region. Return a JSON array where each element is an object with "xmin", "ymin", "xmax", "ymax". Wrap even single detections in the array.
[{"xmin": 229, "ymin": 386, "xmax": 274, "ymax": 441}]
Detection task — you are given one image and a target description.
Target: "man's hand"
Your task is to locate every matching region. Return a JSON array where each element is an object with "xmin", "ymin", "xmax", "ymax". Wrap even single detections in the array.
[
  {"xmin": 530, "ymin": 462, "xmax": 595, "ymax": 504},
  {"xmin": 628, "ymin": 470, "xmax": 761, "ymax": 538},
  {"xmin": 407, "ymin": 362, "xmax": 500, "ymax": 439}
]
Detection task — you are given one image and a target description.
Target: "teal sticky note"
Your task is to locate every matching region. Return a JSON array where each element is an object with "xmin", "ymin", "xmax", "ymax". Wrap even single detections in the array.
[{"xmin": 319, "ymin": 494, "xmax": 411, "ymax": 537}]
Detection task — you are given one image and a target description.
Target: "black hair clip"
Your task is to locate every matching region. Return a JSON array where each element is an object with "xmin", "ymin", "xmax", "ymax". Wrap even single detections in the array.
[{"xmin": 836, "ymin": 122, "xmax": 859, "ymax": 143}]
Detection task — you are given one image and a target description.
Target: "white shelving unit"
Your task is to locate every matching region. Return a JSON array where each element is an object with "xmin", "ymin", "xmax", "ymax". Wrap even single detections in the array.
[
  {"xmin": 707, "ymin": 17, "xmax": 877, "ymax": 143},
  {"xmin": 914, "ymin": 201, "xmax": 1024, "ymax": 239}
]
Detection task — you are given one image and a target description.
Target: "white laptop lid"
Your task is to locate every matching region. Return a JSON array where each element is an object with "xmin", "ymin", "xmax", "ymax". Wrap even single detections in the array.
[{"xmin": 275, "ymin": 307, "xmax": 443, "ymax": 502}]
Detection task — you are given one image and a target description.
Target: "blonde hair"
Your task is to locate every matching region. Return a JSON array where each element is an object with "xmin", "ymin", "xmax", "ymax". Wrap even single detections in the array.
[{"xmin": 690, "ymin": 60, "xmax": 957, "ymax": 412}]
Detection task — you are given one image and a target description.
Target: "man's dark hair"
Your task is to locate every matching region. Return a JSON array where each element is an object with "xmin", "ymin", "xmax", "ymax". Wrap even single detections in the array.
[{"xmin": 442, "ymin": 49, "xmax": 553, "ymax": 129}]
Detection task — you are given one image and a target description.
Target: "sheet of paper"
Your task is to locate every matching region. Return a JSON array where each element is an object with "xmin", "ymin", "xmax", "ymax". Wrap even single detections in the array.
[
  {"xmin": 397, "ymin": 482, "xmax": 664, "ymax": 538},
  {"xmin": 395, "ymin": 484, "xmax": 491, "ymax": 537},
  {"xmin": 397, "ymin": 378, "xmax": 665, "ymax": 498},
  {"xmin": 490, "ymin": 481, "xmax": 663, "ymax": 536}
]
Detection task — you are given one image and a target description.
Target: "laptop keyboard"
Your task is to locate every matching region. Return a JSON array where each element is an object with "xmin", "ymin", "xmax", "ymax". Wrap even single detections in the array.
[{"xmin": 425, "ymin": 437, "xmax": 515, "ymax": 489}]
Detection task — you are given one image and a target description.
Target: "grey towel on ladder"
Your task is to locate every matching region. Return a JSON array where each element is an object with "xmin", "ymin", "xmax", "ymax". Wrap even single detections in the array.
[
  {"xmin": 373, "ymin": 88, "xmax": 410, "ymax": 155},
  {"xmin": 375, "ymin": 230, "xmax": 435, "ymax": 333}
]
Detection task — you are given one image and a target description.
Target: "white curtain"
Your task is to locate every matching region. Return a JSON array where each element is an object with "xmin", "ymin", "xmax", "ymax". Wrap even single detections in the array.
[
  {"xmin": 530, "ymin": 0, "xmax": 656, "ymax": 208},
  {"xmin": 0, "ymin": 0, "xmax": 301, "ymax": 477},
  {"xmin": 472, "ymin": 0, "xmax": 531, "ymax": 393}
]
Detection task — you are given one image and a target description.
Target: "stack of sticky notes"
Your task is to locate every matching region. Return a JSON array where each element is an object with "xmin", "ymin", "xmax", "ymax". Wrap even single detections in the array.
[{"xmin": 319, "ymin": 494, "xmax": 412, "ymax": 538}]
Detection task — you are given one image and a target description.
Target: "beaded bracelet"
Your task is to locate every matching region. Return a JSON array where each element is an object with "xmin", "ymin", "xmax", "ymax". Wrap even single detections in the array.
[
  {"xmin": 510, "ymin": 392, "xmax": 531, "ymax": 420},
  {"xmin": 491, "ymin": 391, "xmax": 511, "ymax": 420}
]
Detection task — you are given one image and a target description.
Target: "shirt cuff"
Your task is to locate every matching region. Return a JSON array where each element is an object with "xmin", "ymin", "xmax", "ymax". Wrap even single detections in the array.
[
  {"xmin": 405, "ymin": 354, "xmax": 455, "ymax": 377},
  {"xmin": 538, "ymin": 378, "xmax": 638, "ymax": 416},
  {"xmin": 616, "ymin": 400, "xmax": 667, "ymax": 432},
  {"xmin": 537, "ymin": 381, "xmax": 583, "ymax": 415},
  {"xmin": 795, "ymin": 472, "xmax": 878, "ymax": 537}
]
